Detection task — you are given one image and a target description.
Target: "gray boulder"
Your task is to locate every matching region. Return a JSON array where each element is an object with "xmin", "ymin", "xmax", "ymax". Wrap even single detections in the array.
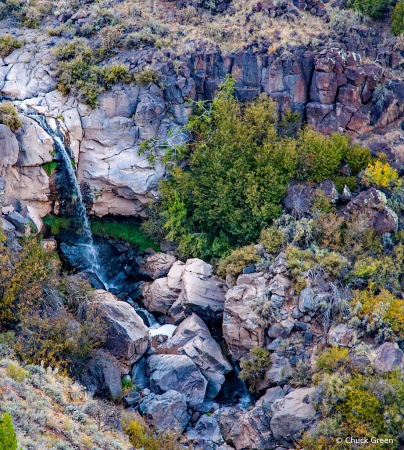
[
  {"xmin": 258, "ymin": 354, "xmax": 292, "ymax": 389},
  {"xmin": 270, "ymin": 387, "xmax": 316, "ymax": 442},
  {"xmin": 139, "ymin": 252, "xmax": 177, "ymax": 279},
  {"xmin": 268, "ymin": 320, "xmax": 294, "ymax": 339},
  {"xmin": 131, "ymin": 356, "xmax": 149, "ymax": 390},
  {"xmin": 147, "ymin": 354, "xmax": 207, "ymax": 407},
  {"xmin": 374, "ymin": 342, "xmax": 404, "ymax": 373},
  {"xmin": 86, "ymin": 290, "xmax": 150, "ymax": 364},
  {"xmin": 187, "ymin": 415, "xmax": 224, "ymax": 448},
  {"xmin": 255, "ymin": 386, "xmax": 284, "ymax": 410},
  {"xmin": 139, "ymin": 390, "xmax": 190, "ymax": 432},
  {"xmin": 223, "ymin": 284, "xmax": 269, "ymax": 361},
  {"xmin": 7, "ymin": 210, "xmax": 31, "ymax": 235},
  {"xmin": 299, "ymin": 286, "xmax": 314, "ymax": 312},
  {"xmin": 219, "ymin": 406, "xmax": 275, "ymax": 450},
  {"xmin": 176, "ymin": 259, "xmax": 227, "ymax": 324}
]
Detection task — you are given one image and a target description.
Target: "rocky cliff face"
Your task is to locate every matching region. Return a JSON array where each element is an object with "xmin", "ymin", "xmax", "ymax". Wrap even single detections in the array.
[{"xmin": 1, "ymin": 21, "xmax": 404, "ymax": 219}]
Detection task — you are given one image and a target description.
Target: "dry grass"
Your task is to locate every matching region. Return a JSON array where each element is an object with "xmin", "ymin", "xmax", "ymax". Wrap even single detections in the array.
[{"xmin": 0, "ymin": 356, "xmax": 130, "ymax": 450}]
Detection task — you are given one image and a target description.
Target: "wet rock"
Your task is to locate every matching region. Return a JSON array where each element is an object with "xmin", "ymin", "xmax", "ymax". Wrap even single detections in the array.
[
  {"xmin": 147, "ymin": 354, "xmax": 207, "ymax": 407},
  {"xmin": 131, "ymin": 356, "xmax": 149, "ymax": 390},
  {"xmin": 139, "ymin": 390, "xmax": 190, "ymax": 432},
  {"xmin": 374, "ymin": 342, "xmax": 404, "ymax": 373},
  {"xmin": 21, "ymin": 205, "xmax": 43, "ymax": 233}
]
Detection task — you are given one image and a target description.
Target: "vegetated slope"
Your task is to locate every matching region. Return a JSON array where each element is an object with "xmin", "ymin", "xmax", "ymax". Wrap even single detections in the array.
[{"xmin": 0, "ymin": 350, "xmax": 129, "ymax": 450}]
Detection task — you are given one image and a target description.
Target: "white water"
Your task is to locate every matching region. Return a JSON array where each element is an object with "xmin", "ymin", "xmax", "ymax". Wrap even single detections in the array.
[{"xmin": 21, "ymin": 109, "xmax": 107, "ymax": 287}]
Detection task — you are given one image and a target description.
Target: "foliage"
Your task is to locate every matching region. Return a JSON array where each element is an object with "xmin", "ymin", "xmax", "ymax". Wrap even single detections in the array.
[
  {"xmin": 217, "ymin": 244, "xmax": 260, "ymax": 278},
  {"xmin": 43, "ymin": 161, "xmax": 58, "ymax": 176},
  {"xmin": 100, "ymin": 24, "xmax": 123, "ymax": 50},
  {"xmin": 239, "ymin": 347, "xmax": 272, "ymax": 393},
  {"xmin": 351, "ymin": 244, "xmax": 404, "ymax": 291},
  {"xmin": 361, "ymin": 161, "xmax": 402, "ymax": 189},
  {"xmin": 0, "ymin": 413, "xmax": 19, "ymax": 450},
  {"xmin": 392, "ymin": 1, "xmax": 404, "ymax": 35},
  {"xmin": 6, "ymin": 363, "xmax": 29, "ymax": 382},
  {"xmin": 122, "ymin": 412, "xmax": 184, "ymax": 450},
  {"xmin": 0, "ymin": 34, "xmax": 21, "ymax": 58},
  {"xmin": 55, "ymin": 41, "xmax": 132, "ymax": 106},
  {"xmin": 286, "ymin": 245, "xmax": 348, "ymax": 279},
  {"xmin": 91, "ymin": 219, "xmax": 160, "ymax": 252},
  {"xmin": 347, "ymin": 0, "xmax": 389, "ymax": 19},
  {"xmin": 0, "ymin": 101, "xmax": 22, "ymax": 131},
  {"xmin": 133, "ymin": 69, "xmax": 159, "ymax": 86},
  {"xmin": 151, "ymin": 76, "xmax": 371, "ymax": 261},
  {"xmin": 331, "ymin": 175, "xmax": 358, "ymax": 193},
  {"xmin": 290, "ymin": 361, "xmax": 313, "ymax": 387},
  {"xmin": 350, "ymin": 287, "xmax": 404, "ymax": 340},
  {"xmin": 43, "ymin": 214, "xmax": 71, "ymax": 234},
  {"xmin": 315, "ymin": 346, "xmax": 350, "ymax": 374},
  {"xmin": 259, "ymin": 227, "xmax": 285, "ymax": 254}
]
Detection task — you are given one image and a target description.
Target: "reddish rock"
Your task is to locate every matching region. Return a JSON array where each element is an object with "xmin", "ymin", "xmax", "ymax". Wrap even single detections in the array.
[
  {"xmin": 315, "ymin": 56, "xmax": 335, "ymax": 73},
  {"xmin": 347, "ymin": 112, "xmax": 369, "ymax": 133},
  {"xmin": 338, "ymin": 85, "xmax": 361, "ymax": 109}
]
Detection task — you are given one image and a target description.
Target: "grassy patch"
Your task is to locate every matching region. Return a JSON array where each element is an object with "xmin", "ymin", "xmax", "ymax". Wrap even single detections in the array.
[
  {"xmin": 43, "ymin": 215, "xmax": 70, "ymax": 235},
  {"xmin": 91, "ymin": 219, "xmax": 160, "ymax": 252}
]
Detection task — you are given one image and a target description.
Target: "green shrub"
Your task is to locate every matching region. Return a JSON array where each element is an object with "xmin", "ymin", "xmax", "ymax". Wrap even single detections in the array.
[
  {"xmin": 0, "ymin": 34, "xmax": 21, "ymax": 57},
  {"xmin": 55, "ymin": 41, "xmax": 133, "ymax": 106},
  {"xmin": 6, "ymin": 362, "xmax": 29, "ymax": 382},
  {"xmin": 91, "ymin": 219, "xmax": 160, "ymax": 252},
  {"xmin": 348, "ymin": 0, "xmax": 390, "ymax": 18},
  {"xmin": 0, "ymin": 413, "xmax": 20, "ymax": 450},
  {"xmin": 240, "ymin": 347, "xmax": 272, "ymax": 393},
  {"xmin": 217, "ymin": 244, "xmax": 260, "ymax": 278},
  {"xmin": 331, "ymin": 175, "xmax": 358, "ymax": 193},
  {"xmin": 392, "ymin": 0, "xmax": 404, "ymax": 35},
  {"xmin": 133, "ymin": 69, "xmax": 159, "ymax": 86},
  {"xmin": 0, "ymin": 101, "xmax": 22, "ymax": 131},
  {"xmin": 286, "ymin": 245, "xmax": 348, "ymax": 279},
  {"xmin": 259, "ymin": 227, "xmax": 285, "ymax": 254},
  {"xmin": 315, "ymin": 346, "xmax": 350, "ymax": 374}
]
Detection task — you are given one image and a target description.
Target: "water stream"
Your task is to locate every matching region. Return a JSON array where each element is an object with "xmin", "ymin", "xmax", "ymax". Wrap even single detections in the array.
[{"xmin": 20, "ymin": 108, "xmax": 109, "ymax": 288}]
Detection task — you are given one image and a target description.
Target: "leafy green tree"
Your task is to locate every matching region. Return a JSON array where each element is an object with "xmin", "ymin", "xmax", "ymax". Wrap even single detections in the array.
[
  {"xmin": 0, "ymin": 413, "xmax": 19, "ymax": 450},
  {"xmin": 392, "ymin": 0, "xmax": 404, "ymax": 35},
  {"xmin": 144, "ymin": 76, "xmax": 370, "ymax": 261}
]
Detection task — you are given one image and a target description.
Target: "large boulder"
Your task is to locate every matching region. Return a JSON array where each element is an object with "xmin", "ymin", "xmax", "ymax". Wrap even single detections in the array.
[
  {"xmin": 219, "ymin": 406, "xmax": 276, "ymax": 450},
  {"xmin": 139, "ymin": 390, "xmax": 190, "ymax": 432},
  {"xmin": 86, "ymin": 290, "xmax": 150, "ymax": 364},
  {"xmin": 374, "ymin": 342, "xmax": 404, "ymax": 373},
  {"xmin": 258, "ymin": 354, "xmax": 292, "ymax": 389},
  {"xmin": 80, "ymin": 349, "xmax": 127, "ymax": 398},
  {"xmin": 160, "ymin": 314, "xmax": 231, "ymax": 398},
  {"xmin": 142, "ymin": 260, "xmax": 185, "ymax": 314},
  {"xmin": 187, "ymin": 415, "xmax": 225, "ymax": 449},
  {"xmin": 147, "ymin": 354, "xmax": 207, "ymax": 407},
  {"xmin": 270, "ymin": 387, "xmax": 317, "ymax": 443},
  {"xmin": 223, "ymin": 284, "xmax": 269, "ymax": 361},
  {"xmin": 139, "ymin": 252, "xmax": 177, "ymax": 279},
  {"xmin": 344, "ymin": 188, "xmax": 398, "ymax": 234},
  {"xmin": 0, "ymin": 124, "xmax": 19, "ymax": 175},
  {"xmin": 255, "ymin": 386, "xmax": 284, "ymax": 410},
  {"xmin": 169, "ymin": 259, "xmax": 226, "ymax": 324}
]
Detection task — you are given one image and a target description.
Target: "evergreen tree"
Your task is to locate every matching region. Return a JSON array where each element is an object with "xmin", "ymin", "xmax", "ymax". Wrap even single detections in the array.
[{"xmin": 0, "ymin": 413, "xmax": 19, "ymax": 450}]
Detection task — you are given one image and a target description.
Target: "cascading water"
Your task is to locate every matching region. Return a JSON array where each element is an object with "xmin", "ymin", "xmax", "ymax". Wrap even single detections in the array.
[{"xmin": 19, "ymin": 107, "xmax": 108, "ymax": 288}]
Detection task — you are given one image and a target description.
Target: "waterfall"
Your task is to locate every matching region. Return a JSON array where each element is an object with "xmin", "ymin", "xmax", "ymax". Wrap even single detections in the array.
[{"xmin": 21, "ymin": 109, "xmax": 107, "ymax": 287}]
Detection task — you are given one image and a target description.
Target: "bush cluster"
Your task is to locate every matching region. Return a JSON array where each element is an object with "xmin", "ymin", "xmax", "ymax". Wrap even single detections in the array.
[
  {"xmin": 347, "ymin": 0, "xmax": 390, "ymax": 18},
  {"xmin": 239, "ymin": 347, "xmax": 272, "ymax": 393},
  {"xmin": 55, "ymin": 41, "xmax": 133, "ymax": 106},
  {"xmin": 145, "ymin": 76, "xmax": 371, "ymax": 261},
  {"xmin": 0, "ymin": 34, "xmax": 21, "ymax": 58},
  {"xmin": 0, "ymin": 102, "xmax": 22, "ymax": 131},
  {"xmin": 217, "ymin": 244, "xmax": 260, "ymax": 278}
]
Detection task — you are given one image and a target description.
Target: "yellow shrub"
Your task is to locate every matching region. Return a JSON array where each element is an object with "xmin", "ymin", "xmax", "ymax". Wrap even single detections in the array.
[
  {"xmin": 7, "ymin": 362, "xmax": 30, "ymax": 382},
  {"xmin": 316, "ymin": 346, "xmax": 350, "ymax": 374},
  {"xmin": 361, "ymin": 161, "xmax": 402, "ymax": 189}
]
